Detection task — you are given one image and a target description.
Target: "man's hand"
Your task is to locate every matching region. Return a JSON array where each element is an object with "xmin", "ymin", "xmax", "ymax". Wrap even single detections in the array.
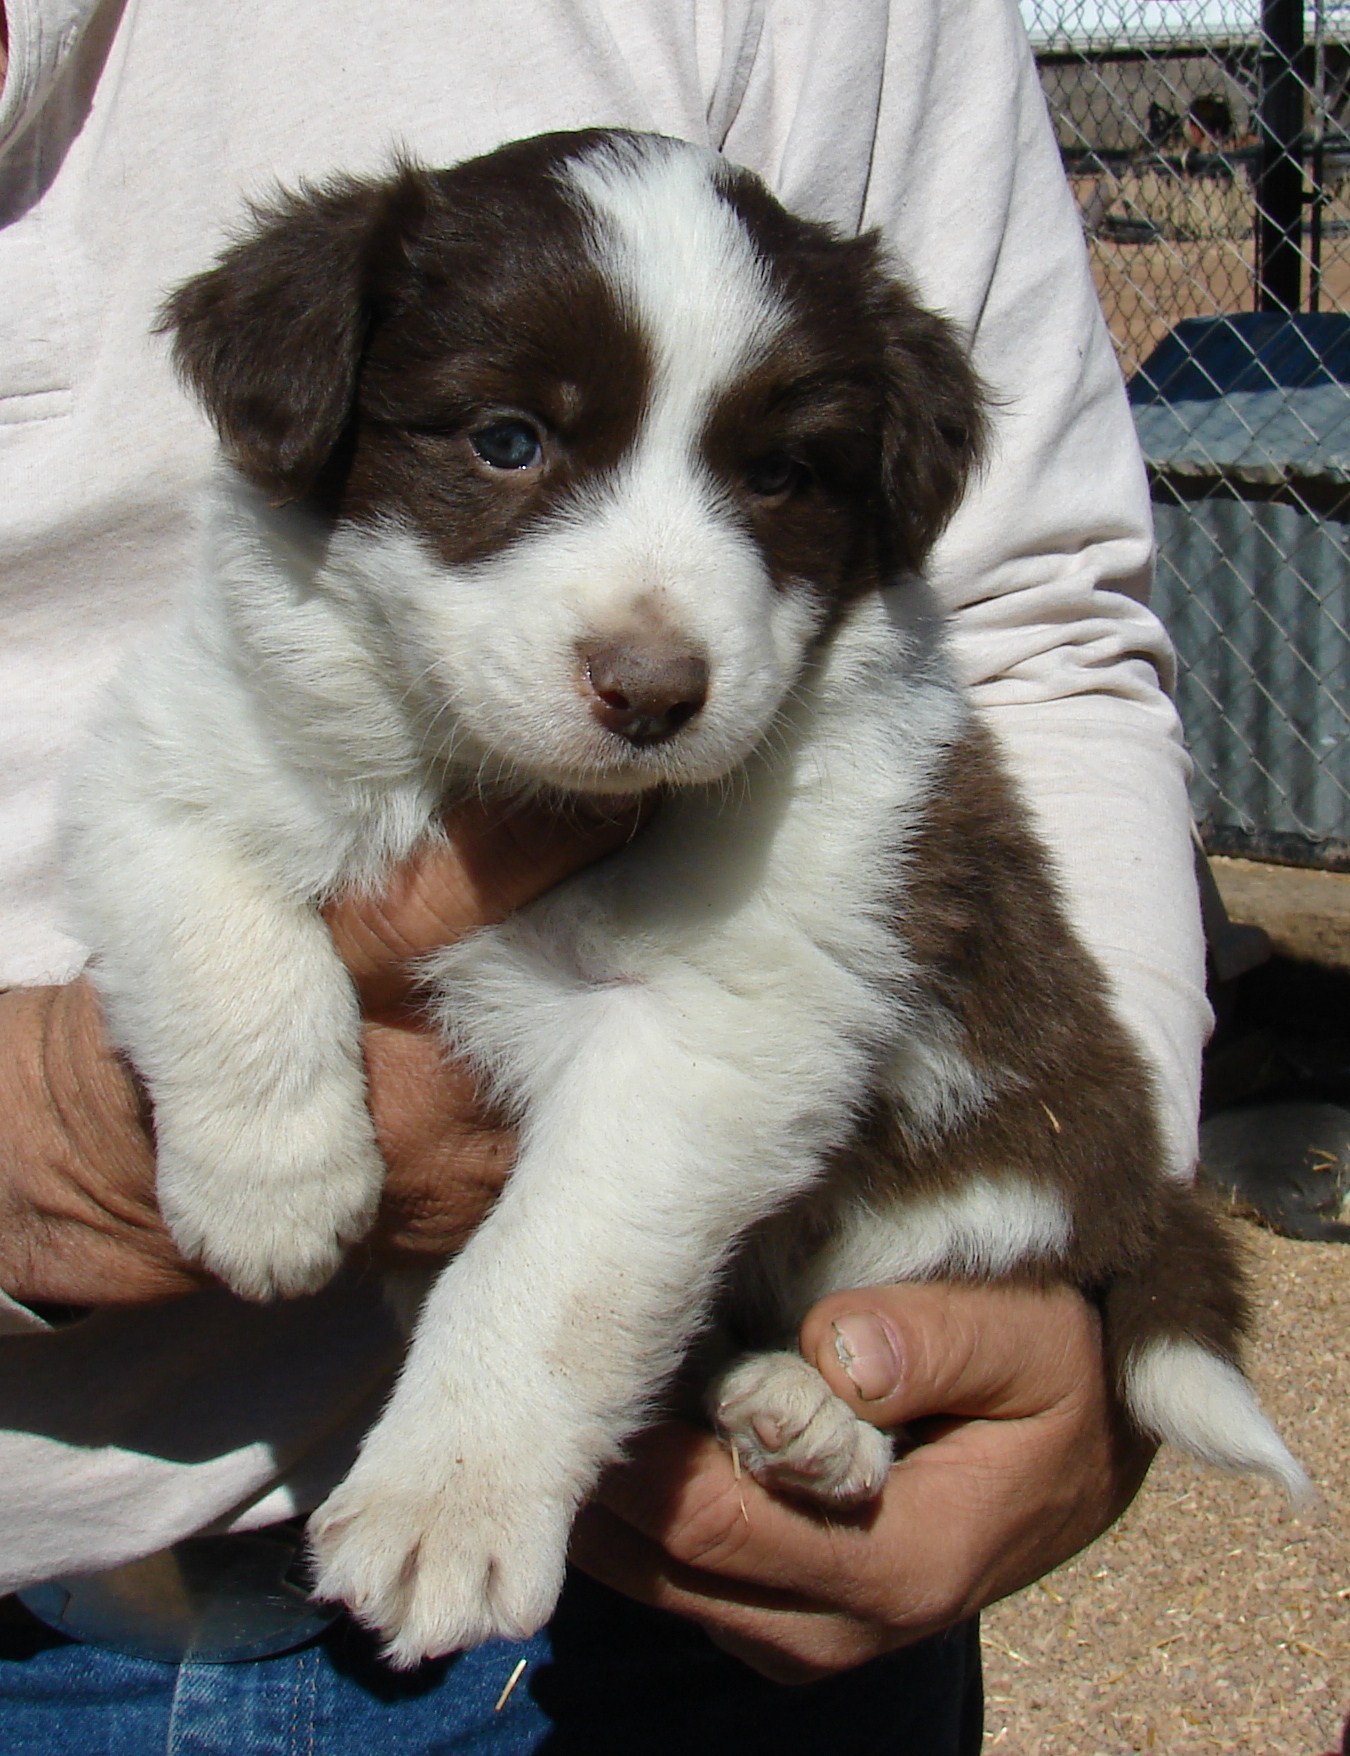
[
  {"xmin": 571, "ymin": 1280, "xmax": 1154, "ymax": 1683},
  {"xmin": 0, "ymin": 797, "xmax": 643, "ymax": 1306},
  {"xmin": 326, "ymin": 797, "xmax": 643, "ymax": 1266}
]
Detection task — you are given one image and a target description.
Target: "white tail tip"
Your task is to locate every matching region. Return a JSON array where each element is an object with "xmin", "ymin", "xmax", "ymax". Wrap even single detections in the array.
[{"xmin": 1125, "ymin": 1338, "xmax": 1313, "ymax": 1505}]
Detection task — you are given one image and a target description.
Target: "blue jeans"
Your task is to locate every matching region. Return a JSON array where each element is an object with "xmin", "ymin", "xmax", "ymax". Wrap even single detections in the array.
[{"xmin": 0, "ymin": 1572, "xmax": 982, "ymax": 1754}]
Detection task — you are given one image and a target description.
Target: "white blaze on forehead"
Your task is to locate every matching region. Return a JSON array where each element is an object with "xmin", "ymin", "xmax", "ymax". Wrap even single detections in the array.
[{"xmin": 562, "ymin": 138, "xmax": 787, "ymax": 447}]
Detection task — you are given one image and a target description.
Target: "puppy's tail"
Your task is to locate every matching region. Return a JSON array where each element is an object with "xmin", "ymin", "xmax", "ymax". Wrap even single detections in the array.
[{"xmin": 1104, "ymin": 1183, "xmax": 1312, "ymax": 1503}]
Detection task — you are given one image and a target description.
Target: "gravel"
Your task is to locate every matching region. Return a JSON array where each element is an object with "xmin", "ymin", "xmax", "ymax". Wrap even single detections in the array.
[{"xmin": 982, "ymin": 1223, "xmax": 1350, "ymax": 1754}]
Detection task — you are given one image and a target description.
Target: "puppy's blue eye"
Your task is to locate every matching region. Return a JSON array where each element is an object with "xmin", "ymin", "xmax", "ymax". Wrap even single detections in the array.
[
  {"xmin": 745, "ymin": 452, "xmax": 807, "ymax": 499},
  {"xmin": 470, "ymin": 420, "xmax": 543, "ymax": 471}
]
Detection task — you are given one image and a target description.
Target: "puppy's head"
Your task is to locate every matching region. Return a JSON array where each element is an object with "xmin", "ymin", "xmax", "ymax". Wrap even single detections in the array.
[{"xmin": 163, "ymin": 131, "xmax": 983, "ymax": 794}]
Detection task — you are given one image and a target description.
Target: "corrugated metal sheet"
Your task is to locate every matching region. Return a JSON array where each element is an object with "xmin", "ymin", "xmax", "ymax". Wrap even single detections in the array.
[
  {"xmin": 1131, "ymin": 315, "xmax": 1350, "ymax": 487},
  {"xmin": 1130, "ymin": 315, "xmax": 1350, "ymax": 868}
]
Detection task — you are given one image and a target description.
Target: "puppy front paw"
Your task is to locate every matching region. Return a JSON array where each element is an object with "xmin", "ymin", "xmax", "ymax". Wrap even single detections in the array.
[
  {"xmin": 156, "ymin": 1094, "xmax": 384, "ymax": 1300},
  {"xmin": 709, "ymin": 1350, "xmax": 894, "ymax": 1506},
  {"xmin": 309, "ymin": 1452, "xmax": 570, "ymax": 1665}
]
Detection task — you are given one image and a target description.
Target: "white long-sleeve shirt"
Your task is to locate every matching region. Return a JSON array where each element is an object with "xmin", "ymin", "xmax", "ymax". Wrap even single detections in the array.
[{"xmin": 0, "ymin": 0, "xmax": 1208, "ymax": 1590}]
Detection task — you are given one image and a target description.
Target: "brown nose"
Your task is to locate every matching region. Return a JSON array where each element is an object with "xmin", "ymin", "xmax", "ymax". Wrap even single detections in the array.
[{"xmin": 583, "ymin": 640, "xmax": 709, "ymax": 745}]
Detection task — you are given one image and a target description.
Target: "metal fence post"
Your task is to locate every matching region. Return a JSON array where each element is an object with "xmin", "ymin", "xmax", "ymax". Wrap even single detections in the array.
[{"xmin": 1256, "ymin": 0, "xmax": 1306, "ymax": 312}]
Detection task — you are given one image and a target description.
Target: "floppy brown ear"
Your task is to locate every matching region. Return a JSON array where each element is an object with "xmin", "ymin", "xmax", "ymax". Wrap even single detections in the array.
[
  {"xmin": 158, "ymin": 167, "xmax": 429, "ymax": 500},
  {"xmin": 877, "ymin": 285, "xmax": 987, "ymax": 572}
]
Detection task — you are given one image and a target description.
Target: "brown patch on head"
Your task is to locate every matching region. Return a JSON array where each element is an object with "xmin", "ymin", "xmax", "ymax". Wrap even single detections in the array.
[
  {"xmin": 701, "ymin": 165, "xmax": 986, "ymax": 611},
  {"xmin": 342, "ymin": 137, "xmax": 655, "ymax": 563},
  {"xmin": 701, "ymin": 323, "xmax": 895, "ymax": 610},
  {"xmin": 159, "ymin": 132, "xmax": 655, "ymax": 554},
  {"xmin": 162, "ymin": 132, "xmax": 983, "ymax": 596}
]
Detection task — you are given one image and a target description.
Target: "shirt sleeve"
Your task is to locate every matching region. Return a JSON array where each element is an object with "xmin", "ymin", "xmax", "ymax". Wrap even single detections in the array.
[{"xmin": 721, "ymin": 0, "xmax": 1210, "ymax": 1177}]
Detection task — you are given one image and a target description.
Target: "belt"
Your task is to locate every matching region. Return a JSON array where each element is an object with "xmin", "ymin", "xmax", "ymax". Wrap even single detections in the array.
[{"xmin": 14, "ymin": 1522, "xmax": 341, "ymax": 1664}]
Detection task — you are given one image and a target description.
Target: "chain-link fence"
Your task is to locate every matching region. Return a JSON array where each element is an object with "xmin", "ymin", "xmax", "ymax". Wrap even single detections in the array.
[{"xmin": 1025, "ymin": 1, "xmax": 1350, "ymax": 869}]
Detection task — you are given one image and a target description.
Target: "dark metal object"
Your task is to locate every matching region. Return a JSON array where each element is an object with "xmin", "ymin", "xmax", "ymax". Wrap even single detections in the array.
[
  {"xmin": 1256, "ymin": 0, "xmax": 1306, "ymax": 313},
  {"xmin": 1202, "ymin": 823, "xmax": 1350, "ymax": 874}
]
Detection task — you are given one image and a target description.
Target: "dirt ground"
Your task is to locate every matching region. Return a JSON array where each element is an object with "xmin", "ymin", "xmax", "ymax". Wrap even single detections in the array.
[
  {"xmin": 1084, "ymin": 227, "xmax": 1350, "ymax": 378},
  {"xmin": 982, "ymin": 1223, "xmax": 1350, "ymax": 1754}
]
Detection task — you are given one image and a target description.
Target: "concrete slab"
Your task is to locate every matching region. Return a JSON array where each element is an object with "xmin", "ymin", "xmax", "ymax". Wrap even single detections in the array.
[{"xmin": 1211, "ymin": 854, "xmax": 1350, "ymax": 971}]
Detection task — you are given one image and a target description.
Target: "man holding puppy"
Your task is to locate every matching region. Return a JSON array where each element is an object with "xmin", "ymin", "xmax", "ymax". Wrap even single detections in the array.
[{"xmin": 0, "ymin": 0, "xmax": 1201, "ymax": 1748}]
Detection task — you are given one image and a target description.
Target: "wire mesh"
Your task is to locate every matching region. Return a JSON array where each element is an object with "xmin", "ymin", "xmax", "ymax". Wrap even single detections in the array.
[{"xmin": 1024, "ymin": 1, "xmax": 1350, "ymax": 868}]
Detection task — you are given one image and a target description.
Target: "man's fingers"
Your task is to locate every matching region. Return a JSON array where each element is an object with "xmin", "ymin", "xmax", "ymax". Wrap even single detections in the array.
[
  {"xmin": 801, "ymin": 1280, "xmax": 1101, "ymax": 1430},
  {"xmin": 578, "ymin": 1286, "xmax": 1152, "ymax": 1681},
  {"xmin": 584, "ymin": 1421, "xmax": 1004, "ymax": 1648},
  {"xmin": 588, "ymin": 1401, "xmax": 1116, "ymax": 1636},
  {"xmin": 570, "ymin": 1501, "xmax": 874, "ymax": 1683},
  {"xmin": 325, "ymin": 795, "xmax": 647, "ymax": 1003},
  {"xmin": 573, "ymin": 1489, "xmax": 805, "ymax": 1617},
  {"xmin": 593, "ymin": 1422, "xmax": 887, "ymax": 1602}
]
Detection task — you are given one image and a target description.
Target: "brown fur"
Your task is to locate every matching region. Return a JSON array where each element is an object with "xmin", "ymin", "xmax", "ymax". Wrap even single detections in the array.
[{"xmin": 734, "ymin": 722, "xmax": 1251, "ymax": 1400}]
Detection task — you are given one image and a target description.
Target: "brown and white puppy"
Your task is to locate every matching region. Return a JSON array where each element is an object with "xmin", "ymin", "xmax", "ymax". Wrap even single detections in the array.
[{"xmin": 63, "ymin": 129, "xmax": 1305, "ymax": 1666}]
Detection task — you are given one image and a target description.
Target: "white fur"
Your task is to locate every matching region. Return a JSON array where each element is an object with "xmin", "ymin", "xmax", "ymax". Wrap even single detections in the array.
[
  {"xmin": 787, "ymin": 1178, "xmax": 1075, "ymax": 1312},
  {"xmin": 1125, "ymin": 1339, "xmax": 1311, "ymax": 1502},
  {"xmin": 564, "ymin": 136, "xmax": 787, "ymax": 430}
]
